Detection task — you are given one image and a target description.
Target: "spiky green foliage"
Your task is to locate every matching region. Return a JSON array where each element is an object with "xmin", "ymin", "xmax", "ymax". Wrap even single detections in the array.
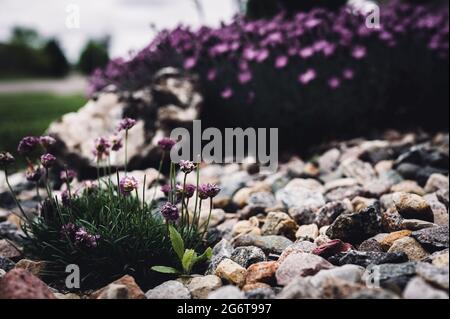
[{"xmin": 21, "ymin": 180, "xmax": 203, "ymax": 289}]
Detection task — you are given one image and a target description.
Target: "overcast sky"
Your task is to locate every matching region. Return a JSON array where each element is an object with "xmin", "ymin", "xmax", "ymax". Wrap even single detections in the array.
[{"xmin": 0, "ymin": 0, "xmax": 237, "ymax": 62}]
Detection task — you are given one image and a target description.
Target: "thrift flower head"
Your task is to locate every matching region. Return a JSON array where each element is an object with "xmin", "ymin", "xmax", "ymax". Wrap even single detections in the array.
[
  {"xmin": 26, "ymin": 166, "xmax": 42, "ymax": 183},
  {"xmin": 352, "ymin": 45, "xmax": 367, "ymax": 59},
  {"xmin": 179, "ymin": 160, "xmax": 196, "ymax": 174},
  {"xmin": 17, "ymin": 136, "xmax": 40, "ymax": 155},
  {"xmin": 75, "ymin": 227, "xmax": 100, "ymax": 248},
  {"xmin": 160, "ymin": 202, "xmax": 179, "ymax": 221},
  {"xmin": 119, "ymin": 176, "xmax": 139, "ymax": 195},
  {"xmin": 94, "ymin": 137, "xmax": 111, "ymax": 160},
  {"xmin": 298, "ymin": 69, "xmax": 317, "ymax": 85},
  {"xmin": 275, "ymin": 55, "xmax": 288, "ymax": 68},
  {"xmin": 61, "ymin": 223, "xmax": 77, "ymax": 240},
  {"xmin": 0, "ymin": 152, "xmax": 15, "ymax": 167},
  {"xmin": 39, "ymin": 136, "xmax": 56, "ymax": 148},
  {"xmin": 184, "ymin": 184, "xmax": 196, "ymax": 199},
  {"xmin": 118, "ymin": 117, "xmax": 137, "ymax": 131},
  {"xmin": 60, "ymin": 169, "xmax": 77, "ymax": 183},
  {"xmin": 40, "ymin": 153, "xmax": 57, "ymax": 168},
  {"xmin": 158, "ymin": 137, "xmax": 176, "ymax": 151},
  {"xmin": 61, "ymin": 190, "xmax": 71, "ymax": 206},
  {"xmin": 328, "ymin": 77, "xmax": 341, "ymax": 89},
  {"xmin": 221, "ymin": 87, "xmax": 233, "ymax": 99},
  {"xmin": 110, "ymin": 134, "xmax": 123, "ymax": 151},
  {"xmin": 343, "ymin": 68, "xmax": 355, "ymax": 80},
  {"xmin": 198, "ymin": 183, "xmax": 221, "ymax": 200},
  {"xmin": 161, "ymin": 184, "xmax": 172, "ymax": 197}
]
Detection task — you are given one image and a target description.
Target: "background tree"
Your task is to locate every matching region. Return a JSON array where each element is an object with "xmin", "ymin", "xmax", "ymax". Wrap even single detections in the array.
[
  {"xmin": 43, "ymin": 39, "xmax": 70, "ymax": 77},
  {"xmin": 78, "ymin": 37, "xmax": 110, "ymax": 75}
]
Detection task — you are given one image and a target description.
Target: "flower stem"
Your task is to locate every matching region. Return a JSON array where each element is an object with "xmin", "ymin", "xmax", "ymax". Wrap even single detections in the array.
[
  {"xmin": 4, "ymin": 169, "xmax": 27, "ymax": 218},
  {"xmin": 125, "ymin": 129, "xmax": 129, "ymax": 175}
]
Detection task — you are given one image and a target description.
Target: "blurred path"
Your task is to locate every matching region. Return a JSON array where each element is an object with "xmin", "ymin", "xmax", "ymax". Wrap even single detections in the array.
[{"xmin": 0, "ymin": 74, "xmax": 87, "ymax": 95}]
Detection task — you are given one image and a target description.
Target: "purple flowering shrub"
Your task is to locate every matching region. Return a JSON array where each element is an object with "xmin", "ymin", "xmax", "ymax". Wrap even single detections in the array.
[{"xmin": 90, "ymin": 1, "xmax": 448, "ymax": 148}]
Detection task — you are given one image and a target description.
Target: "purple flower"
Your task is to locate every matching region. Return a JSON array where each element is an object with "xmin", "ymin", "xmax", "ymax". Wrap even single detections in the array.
[
  {"xmin": 40, "ymin": 153, "xmax": 56, "ymax": 168},
  {"xmin": 110, "ymin": 134, "xmax": 123, "ymax": 151},
  {"xmin": 328, "ymin": 77, "xmax": 341, "ymax": 89},
  {"xmin": 94, "ymin": 137, "xmax": 111, "ymax": 160},
  {"xmin": 179, "ymin": 160, "xmax": 196, "ymax": 174},
  {"xmin": 238, "ymin": 71, "xmax": 252, "ymax": 84},
  {"xmin": 25, "ymin": 166, "xmax": 42, "ymax": 182},
  {"xmin": 0, "ymin": 152, "xmax": 15, "ymax": 167},
  {"xmin": 160, "ymin": 202, "xmax": 179, "ymax": 221},
  {"xmin": 184, "ymin": 57, "xmax": 197, "ymax": 69},
  {"xmin": 83, "ymin": 180, "xmax": 98, "ymax": 193},
  {"xmin": 118, "ymin": 118, "xmax": 137, "ymax": 132},
  {"xmin": 158, "ymin": 137, "xmax": 176, "ymax": 151},
  {"xmin": 275, "ymin": 55, "xmax": 288, "ymax": 69},
  {"xmin": 298, "ymin": 69, "xmax": 317, "ymax": 85},
  {"xmin": 75, "ymin": 227, "xmax": 100, "ymax": 248},
  {"xmin": 255, "ymin": 49, "xmax": 269, "ymax": 63},
  {"xmin": 221, "ymin": 87, "xmax": 233, "ymax": 99},
  {"xmin": 60, "ymin": 169, "xmax": 77, "ymax": 183},
  {"xmin": 198, "ymin": 183, "xmax": 221, "ymax": 200},
  {"xmin": 342, "ymin": 68, "xmax": 355, "ymax": 80},
  {"xmin": 352, "ymin": 45, "xmax": 367, "ymax": 59},
  {"xmin": 39, "ymin": 136, "xmax": 56, "ymax": 148},
  {"xmin": 119, "ymin": 176, "xmax": 139, "ymax": 195},
  {"xmin": 299, "ymin": 47, "xmax": 314, "ymax": 59},
  {"xmin": 184, "ymin": 184, "xmax": 196, "ymax": 199},
  {"xmin": 207, "ymin": 69, "xmax": 217, "ymax": 81},
  {"xmin": 17, "ymin": 136, "xmax": 40, "ymax": 155}
]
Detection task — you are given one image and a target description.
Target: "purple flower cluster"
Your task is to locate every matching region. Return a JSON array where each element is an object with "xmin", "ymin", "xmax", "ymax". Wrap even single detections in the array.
[
  {"xmin": 40, "ymin": 153, "xmax": 57, "ymax": 168},
  {"xmin": 89, "ymin": 2, "xmax": 448, "ymax": 98},
  {"xmin": 119, "ymin": 175, "xmax": 139, "ymax": 195},
  {"xmin": 0, "ymin": 152, "xmax": 15, "ymax": 167},
  {"xmin": 160, "ymin": 202, "xmax": 179, "ymax": 221},
  {"xmin": 17, "ymin": 136, "xmax": 40, "ymax": 155},
  {"xmin": 158, "ymin": 137, "xmax": 176, "ymax": 151},
  {"xmin": 25, "ymin": 165, "xmax": 42, "ymax": 182},
  {"xmin": 118, "ymin": 117, "xmax": 137, "ymax": 132},
  {"xmin": 198, "ymin": 183, "xmax": 221, "ymax": 200},
  {"xmin": 93, "ymin": 137, "xmax": 111, "ymax": 161},
  {"xmin": 161, "ymin": 183, "xmax": 196, "ymax": 199},
  {"xmin": 60, "ymin": 169, "xmax": 77, "ymax": 183},
  {"xmin": 61, "ymin": 223, "xmax": 100, "ymax": 248},
  {"xmin": 179, "ymin": 160, "xmax": 196, "ymax": 174}
]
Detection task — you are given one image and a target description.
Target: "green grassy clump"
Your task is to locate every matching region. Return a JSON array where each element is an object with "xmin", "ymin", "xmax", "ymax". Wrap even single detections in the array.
[{"xmin": 22, "ymin": 179, "xmax": 204, "ymax": 290}]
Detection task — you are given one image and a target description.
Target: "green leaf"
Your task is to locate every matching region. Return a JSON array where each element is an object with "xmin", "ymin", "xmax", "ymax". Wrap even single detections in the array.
[
  {"xmin": 192, "ymin": 247, "xmax": 212, "ymax": 266},
  {"xmin": 151, "ymin": 266, "xmax": 180, "ymax": 274},
  {"xmin": 169, "ymin": 225, "xmax": 185, "ymax": 261},
  {"xmin": 182, "ymin": 249, "xmax": 197, "ymax": 274}
]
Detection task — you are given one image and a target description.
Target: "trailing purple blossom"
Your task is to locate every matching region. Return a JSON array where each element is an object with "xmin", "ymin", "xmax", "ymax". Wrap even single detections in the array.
[
  {"xmin": 61, "ymin": 223, "xmax": 100, "ymax": 248},
  {"xmin": 17, "ymin": 136, "xmax": 40, "ymax": 155},
  {"xmin": 158, "ymin": 138, "xmax": 176, "ymax": 151},
  {"xmin": 198, "ymin": 183, "xmax": 221, "ymax": 200},
  {"xmin": 118, "ymin": 117, "xmax": 137, "ymax": 132},
  {"xmin": 179, "ymin": 160, "xmax": 196, "ymax": 174},
  {"xmin": 40, "ymin": 153, "xmax": 57, "ymax": 168},
  {"xmin": 160, "ymin": 202, "xmax": 179, "ymax": 221},
  {"xmin": 119, "ymin": 176, "xmax": 139, "ymax": 196}
]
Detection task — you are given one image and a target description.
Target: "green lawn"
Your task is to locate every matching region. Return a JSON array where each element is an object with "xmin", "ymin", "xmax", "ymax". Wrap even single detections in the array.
[{"xmin": 0, "ymin": 93, "xmax": 85, "ymax": 163}]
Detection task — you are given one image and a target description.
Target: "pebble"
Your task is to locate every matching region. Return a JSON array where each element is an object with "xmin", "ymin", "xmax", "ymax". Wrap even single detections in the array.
[
  {"xmin": 145, "ymin": 280, "xmax": 191, "ymax": 299},
  {"xmin": 0, "ymin": 256, "xmax": 15, "ymax": 271},
  {"xmin": 215, "ymin": 258, "xmax": 247, "ymax": 287},
  {"xmin": 366, "ymin": 262, "xmax": 417, "ymax": 292},
  {"xmin": 244, "ymin": 287, "xmax": 275, "ymax": 299},
  {"xmin": 381, "ymin": 207, "xmax": 404, "ymax": 232},
  {"xmin": 97, "ymin": 284, "xmax": 129, "ymax": 299},
  {"xmin": 91, "ymin": 275, "xmax": 145, "ymax": 299},
  {"xmin": 411, "ymin": 226, "xmax": 449, "ymax": 252},
  {"xmin": 231, "ymin": 217, "xmax": 261, "ymax": 237},
  {"xmin": 326, "ymin": 204, "xmax": 382, "ymax": 244},
  {"xmin": 311, "ymin": 264, "xmax": 365, "ymax": 285},
  {"xmin": 400, "ymin": 219, "xmax": 437, "ymax": 231},
  {"xmin": 206, "ymin": 239, "xmax": 234, "ymax": 275},
  {"xmin": 391, "ymin": 181, "xmax": 425, "ymax": 196},
  {"xmin": 208, "ymin": 286, "xmax": 246, "ymax": 299},
  {"xmin": 0, "ymin": 239, "xmax": 21, "ymax": 260},
  {"xmin": 328, "ymin": 250, "xmax": 408, "ymax": 267},
  {"xmin": 314, "ymin": 201, "xmax": 349, "ymax": 228},
  {"xmin": 0, "ymin": 269, "xmax": 55, "ymax": 299},
  {"xmin": 340, "ymin": 158, "xmax": 377, "ymax": 184},
  {"xmin": 403, "ymin": 276, "xmax": 448, "ymax": 299},
  {"xmin": 276, "ymin": 253, "xmax": 333, "ymax": 286},
  {"xmin": 261, "ymin": 211, "xmax": 297, "ymax": 239},
  {"xmin": 230, "ymin": 246, "xmax": 266, "ymax": 268},
  {"xmin": 415, "ymin": 262, "xmax": 449, "ymax": 290},
  {"xmin": 232, "ymin": 234, "xmax": 293, "ymax": 255},
  {"xmin": 245, "ymin": 261, "xmax": 278, "ymax": 285},
  {"xmin": 186, "ymin": 275, "xmax": 222, "ymax": 299},
  {"xmin": 14, "ymin": 259, "xmax": 47, "ymax": 277},
  {"xmin": 358, "ymin": 238, "xmax": 384, "ymax": 252},
  {"xmin": 424, "ymin": 173, "xmax": 449, "ymax": 193},
  {"xmin": 425, "ymin": 249, "xmax": 449, "ymax": 268},
  {"xmin": 393, "ymin": 192, "xmax": 434, "ymax": 222},
  {"xmin": 379, "ymin": 230, "xmax": 412, "ymax": 251},
  {"xmin": 312, "ymin": 239, "xmax": 353, "ymax": 258},
  {"xmin": 295, "ymin": 224, "xmax": 319, "ymax": 241},
  {"xmin": 387, "ymin": 237, "xmax": 429, "ymax": 261},
  {"xmin": 277, "ymin": 241, "xmax": 318, "ymax": 263}
]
